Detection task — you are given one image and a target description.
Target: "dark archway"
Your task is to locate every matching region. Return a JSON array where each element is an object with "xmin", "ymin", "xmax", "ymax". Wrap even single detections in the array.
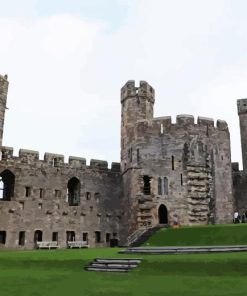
[
  {"xmin": 67, "ymin": 177, "xmax": 80, "ymax": 206},
  {"xmin": 34, "ymin": 230, "xmax": 43, "ymax": 244},
  {"xmin": 0, "ymin": 169, "xmax": 15, "ymax": 200},
  {"xmin": 158, "ymin": 204, "xmax": 168, "ymax": 224}
]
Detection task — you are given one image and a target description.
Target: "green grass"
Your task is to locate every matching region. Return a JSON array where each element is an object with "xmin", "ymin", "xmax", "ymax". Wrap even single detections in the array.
[
  {"xmin": 1, "ymin": 248, "xmax": 247, "ymax": 296},
  {"xmin": 2, "ymin": 224, "xmax": 247, "ymax": 296},
  {"xmin": 144, "ymin": 224, "xmax": 247, "ymax": 246}
]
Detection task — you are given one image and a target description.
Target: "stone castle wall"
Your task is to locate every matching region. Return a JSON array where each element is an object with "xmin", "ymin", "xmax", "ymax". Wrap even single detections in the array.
[{"xmin": 0, "ymin": 147, "xmax": 123, "ymax": 249}]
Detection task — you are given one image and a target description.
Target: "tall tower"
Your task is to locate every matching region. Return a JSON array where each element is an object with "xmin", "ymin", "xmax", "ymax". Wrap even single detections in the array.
[
  {"xmin": 237, "ymin": 99, "xmax": 247, "ymax": 171},
  {"xmin": 120, "ymin": 80, "xmax": 155, "ymax": 238},
  {"xmin": 120, "ymin": 80, "xmax": 155, "ymax": 171},
  {"xmin": 0, "ymin": 74, "xmax": 8, "ymax": 147}
]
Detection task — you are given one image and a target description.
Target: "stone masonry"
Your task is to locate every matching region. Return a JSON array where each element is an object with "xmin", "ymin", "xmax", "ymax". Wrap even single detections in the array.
[{"xmin": 0, "ymin": 74, "xmax": 244, "ymax": 249}]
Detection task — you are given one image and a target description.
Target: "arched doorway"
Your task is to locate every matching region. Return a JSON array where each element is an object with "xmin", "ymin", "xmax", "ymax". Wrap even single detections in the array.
[
  {"xmin": 34, "ymin": 230, "xmax": 43, "ymax": 244},
  {"xmin": 158, "ymin": 204, "xmax": 168, "ymax": 224},
  {"xmin": 67, "ymin": 177, "xmax": 80, "ymax": 206}
]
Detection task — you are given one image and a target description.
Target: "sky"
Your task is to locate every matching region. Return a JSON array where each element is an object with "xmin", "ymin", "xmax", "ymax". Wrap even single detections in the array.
[{"xmin": 0, "ymin": 0, "xmax": 247, "ymax": 167}]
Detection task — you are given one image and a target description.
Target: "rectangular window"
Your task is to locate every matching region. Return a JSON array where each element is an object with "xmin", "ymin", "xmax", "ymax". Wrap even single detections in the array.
[
  {"xmin": 52, "ymin": 232, "xmax": 58, "ymax": 242},
  {"xmin": 95, "ymin": 231, "xmax": 101, "ymax": 243},
  {"xmin": 106, "ymin": 233, "xmax": 111, "ymax": 242},
  {"xmin": 18, "ymin": 231, "xmax": 25, "ymax": 246},
  {"xmin": 82, "ymin": 232, "xmax": 88, "ymax": 242},
  {"xmin": 163, "ymin": 177, "xmax": 168, "ymax": 195},
  {"xmin": 86, "ymin": 192, "xmax": 91, "ymax": 200},
  {"xmin": 66, "ymin": 231, "xmax": 75, "ymax": 241},
  {"xmin": 0, "ymin": 231, "xmax": 6, "ymax": 244},
  {"xmin": 55, "ymin": 190, "xmax": 61, "ymax": 198},
  {"xmin": 25, "ymin": 187, "xmax": 31, "ymax": 197},
  {"xmin": 158, "ymin": 177, "xmax": 162, "ymax": 195},
  {"xmin": 19, "ymin": 201, "xmax": 24, "ymax": 210},
  {"xmin": 143, "ymin": 175, "xmax": 151, "ymax": 195},
  {"xmin": 38, "ymin": 203, "xmax": 42, "ymax": 210}
]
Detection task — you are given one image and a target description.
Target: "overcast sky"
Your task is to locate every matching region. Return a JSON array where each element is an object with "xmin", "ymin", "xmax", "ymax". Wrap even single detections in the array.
[{"xmin": 0, "ymin": 0, "xmax": 246, "ymax": 167}]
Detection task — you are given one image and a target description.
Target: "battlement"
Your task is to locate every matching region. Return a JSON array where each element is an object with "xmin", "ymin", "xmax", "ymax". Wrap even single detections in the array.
[
  {"xmin": 237, "ymin": 99, "xmax": 247, "ymax": 115},
  {"xmin": 138, "ymin": 115, "xmax": 228, "ymax": 132},
  {"xmin": 0, "ymin": 147, "xmax": 120, "ymax": 172},
  {"xmin": 0, "ymin": 74, "xmax": 8, "ymax": 82},
  {"xmin": 121, "ymin": 80, "xmax": 155, "ymax": 103}
]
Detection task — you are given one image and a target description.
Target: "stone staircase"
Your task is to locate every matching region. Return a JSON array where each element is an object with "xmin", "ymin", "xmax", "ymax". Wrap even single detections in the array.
[
  {"xmin": 121, "ymin": 245, "xmax": 247, "ymax": 255},
  {"xmin": 129, "ymin": 225, "xmax": 162, "ymax": 247},
  {"xmin": 85, "ymin": 258, "xmax": 143, "ymax": 272}
]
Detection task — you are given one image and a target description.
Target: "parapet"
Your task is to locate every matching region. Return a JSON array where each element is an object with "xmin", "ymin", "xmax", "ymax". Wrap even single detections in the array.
[
  {"xmin": 176, "ymin": 115, "xmax": 194, "ymax": 125},
  {"xmin": 90, "ymin": 159, "xmax": 108, "ymax": 170},
  {"xmin": 237, "ymin": 99, "xmax": 247, "ymax": 115},
  {"xmin": 121, "ymin": 80, "xmax": 155, "ymax": 103},
  {"xmin": 69, "ymin": 156, "xmax": 86, "ymax": 168},
  {"xmin": 1, "ymin": 146, "xmax": 13, "ymax": 159},
  {"xmin": 216, "ymin": 119, "xmax": 228, "ymax": 130},
  {"xmin": 44, "ymin": 152, "xmax": 64, "ymax": 166},
  {"xmin": 0, "ymin": 74, "xmax": 8, "ymax": 81},
  {"xmin": 19, "ymin": 149, "xmax": 39, "ymax": 162},
  {"xmin": 197, "ymin": 116, "xmax": 214, "ymax": 127}
]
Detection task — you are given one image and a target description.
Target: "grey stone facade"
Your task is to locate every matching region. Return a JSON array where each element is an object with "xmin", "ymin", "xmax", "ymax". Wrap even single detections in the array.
[{"xmin": 0, "ymin": 75, "xmax": 244, "ymax": 249}]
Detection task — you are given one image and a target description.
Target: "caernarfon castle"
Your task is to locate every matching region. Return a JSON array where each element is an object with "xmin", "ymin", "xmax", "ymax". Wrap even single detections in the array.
[{"xmin": 0, "ymin": 74, "xmax": 246, "ymax": 249}]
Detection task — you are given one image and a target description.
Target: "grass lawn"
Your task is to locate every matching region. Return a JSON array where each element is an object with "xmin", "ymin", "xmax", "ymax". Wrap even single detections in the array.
[
  {"xmin": 1, "ymin": 224, "xmax": 247, "ymax": 296},
  {"xmin": 0, "ymin": 247, "xmax": 247, "ymax": 296},
  {"xmin": 144, "ymin": 223, "xmax": 247, "ymax": 246}
]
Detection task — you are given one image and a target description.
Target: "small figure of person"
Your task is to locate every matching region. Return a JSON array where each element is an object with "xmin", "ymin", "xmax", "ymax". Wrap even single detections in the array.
[
  {"xmin": 234, "ymin": 211, "xmax": 239, "ymax": 224},
  {"xmin": 242, "ymin": 213, "xmax": 246, "ymax": 223}
]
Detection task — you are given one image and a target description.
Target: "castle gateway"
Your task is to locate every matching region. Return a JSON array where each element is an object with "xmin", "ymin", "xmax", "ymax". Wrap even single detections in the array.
[{"xmin": 0, "ymin": 75, "xmax": 245, "ymax": 249}]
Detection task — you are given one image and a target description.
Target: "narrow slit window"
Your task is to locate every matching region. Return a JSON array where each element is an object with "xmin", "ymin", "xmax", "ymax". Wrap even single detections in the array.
[
  {"xmin": 25, "ymin": 187, "xmax": 31, "ymax": 197},
  {"xmin": 137, "ymin": 149, "xmax": 140, "ymax": 164},
  {"xmin": 158, "ymin": 177, "xmax": 162, "ymax": 195},
  {"xmin": 39, "ymin": 189, "xmax": 44, "ymax": 198},
  {"xmin": 181, "ymin": 174, "xmax": 183, "ymax": 186},
  {"xmin": 163, "ymin": 177, "xmax": 168, "ymax": 195},
  {"xmin": 160, "ymin": 123, "xmax": 164, "ymax": 134},
  {"xmin": 172, "ymin": 156, "xmax": 175, "ymax": 170}
]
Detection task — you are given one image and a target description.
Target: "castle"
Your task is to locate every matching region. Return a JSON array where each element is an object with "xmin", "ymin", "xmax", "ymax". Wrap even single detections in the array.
[{"xmin": 0, "ymin": 74, "xmax": 245, "ymax": 249}]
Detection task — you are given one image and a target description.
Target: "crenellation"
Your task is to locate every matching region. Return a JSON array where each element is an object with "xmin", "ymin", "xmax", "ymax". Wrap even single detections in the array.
[
  {"xmin": 1, "ymin": 146, "xmax": 14, "ymax": 159},
  {"xmin": 197, "ymin": 116, "xmax": 214, "ymax": 127},
  {"xmin": 176, "ymin": 114, "xmax": 194, "ymax": 125},
  {"xmin": 216, "ymin": 119, "xmax": 228, "ymax": 130},
  {"xmin": 90, "ymin": 159, "xmax": 108, "ymax": 170},
  {"xmin": 19, "ymin": 149, "xmax": 39, "ymax": 163},
  {"xmin": 68, "ymin": 156, "xmax": 86, "ymax": 168},
  {"xmin": 44, "ymin": 152, "xmax": 64, "ymax": 166}
]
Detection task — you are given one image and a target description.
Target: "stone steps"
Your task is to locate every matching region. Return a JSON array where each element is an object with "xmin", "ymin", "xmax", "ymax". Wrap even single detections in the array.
[
  {"xmin": 121, "ymin": 245, "xmax": 247, "ymax": 255},
  {"xmin": 85, "ymin": 258, "xmax": 143, "ymax": 272}
]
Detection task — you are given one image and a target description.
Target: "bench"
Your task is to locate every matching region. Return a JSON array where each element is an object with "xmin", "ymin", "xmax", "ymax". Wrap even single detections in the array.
[
  {"xmin": 67, "ymin": 241, "xmax": 89, "ymax": 248},
  {"xmin": 36, "ymin": 241, "xmax": 60, "ymax": 249}
]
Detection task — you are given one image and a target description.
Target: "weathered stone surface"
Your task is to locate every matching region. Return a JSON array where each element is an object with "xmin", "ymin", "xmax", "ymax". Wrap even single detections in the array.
[{"xmin": 0, "ymin": 77, "xmax": 244, "ymax": 250}]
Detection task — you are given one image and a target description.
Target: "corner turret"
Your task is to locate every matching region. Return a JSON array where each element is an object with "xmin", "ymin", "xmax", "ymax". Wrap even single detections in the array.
[
  {"xmin": 237, "ymin": 99, "xmax": 247, "ymax": 171},
  {"xmin": 0, "ymin": 74, "xmax": 9, "ymax": 147}
]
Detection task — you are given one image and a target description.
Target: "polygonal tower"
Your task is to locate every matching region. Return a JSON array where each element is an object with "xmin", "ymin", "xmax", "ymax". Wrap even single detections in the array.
[
  {"xmin": 0, "ymin": 74, "xmax": 8, "ymax": 147},
  {"xmin": 120, "ymin": 80, "xmax": 155, "ymax": 238},
  {"xmin": 237, "ymin": 99, "xmax": 247, "ymax": 172}
]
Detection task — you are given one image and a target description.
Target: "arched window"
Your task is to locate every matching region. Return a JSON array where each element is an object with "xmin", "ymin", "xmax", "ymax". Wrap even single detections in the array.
[
  {"xmin": 0, "ymin": 170, "xmax": 15, "ymax": 201},
  {"xmin": 67, "ymin": 177, "xmax": 80, "ymax": 206}
]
